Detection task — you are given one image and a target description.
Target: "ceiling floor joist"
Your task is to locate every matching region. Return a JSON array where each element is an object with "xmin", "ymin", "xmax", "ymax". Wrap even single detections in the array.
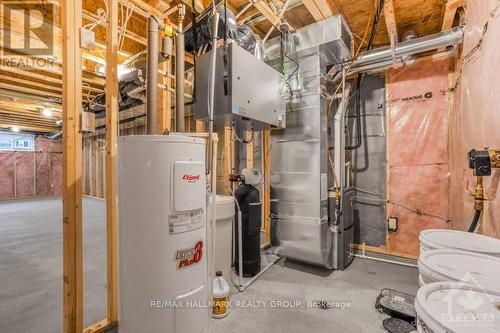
[
  {"xmin": 442, "ymin": 0, "xmax": 466, "ymax": 31},
  {"xmin": 384, "ymin": 0, "xmax": 398, "ymax": 43},
  {"xmin": 303, "ymin": 0, "xmax": 334, "ymax": 21}
]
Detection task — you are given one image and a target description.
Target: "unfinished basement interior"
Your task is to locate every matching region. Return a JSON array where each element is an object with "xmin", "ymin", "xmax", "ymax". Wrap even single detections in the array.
[{"xmin": 1, "ymin": 0, "xmax": 500, "ymax": 332}]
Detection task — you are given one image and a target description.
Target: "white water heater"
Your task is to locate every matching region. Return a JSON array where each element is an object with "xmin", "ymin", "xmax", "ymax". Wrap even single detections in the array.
[{"xmin": 118, "ymin": 135, "xmax": 209, "ymax": 333}]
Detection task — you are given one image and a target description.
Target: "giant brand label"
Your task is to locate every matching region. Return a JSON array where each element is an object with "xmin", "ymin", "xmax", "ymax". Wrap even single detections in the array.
[
  {"xmin": 182, "ymin": 174, "xmax": 201, "ymax": 182},
  {"xmin": 175, "ymin": 240, "xmax": 203, "ymax": 269}
]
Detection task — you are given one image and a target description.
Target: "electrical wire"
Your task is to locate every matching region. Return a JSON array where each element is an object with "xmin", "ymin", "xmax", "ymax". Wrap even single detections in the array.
[
  {"xmin": 279, "ymin": 30, "xmax": 299, "ymax": 96},
  {"xmin": 82, "ymin": 82, "xmax": 93, "ymax": 104},
  {"xmin": 346, "ymin": 0, "xmax": 385, "ymax": 150},
  {"xmin": 119, "ymin": 3, "xmax": 135, "ymax": 52},
  {"xmin": 232, "ymin": 125, "xmax": 254, "ymax": 144},
  {"xmin": 388, "ymin": 200, "xmax": 453, "ymax": 229},
  {"xmin": 352, "ymin": 186, "xmax": 453, "ymax": 228},
  {"xmin": 83, "ymin": 5, "xmax": 108, "ymax": 31}
]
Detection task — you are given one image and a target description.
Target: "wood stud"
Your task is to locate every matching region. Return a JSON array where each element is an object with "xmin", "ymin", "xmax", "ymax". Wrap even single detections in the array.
[{"xmin": 61, "ymin": 0, "xmax": 84, "ymax": 331}]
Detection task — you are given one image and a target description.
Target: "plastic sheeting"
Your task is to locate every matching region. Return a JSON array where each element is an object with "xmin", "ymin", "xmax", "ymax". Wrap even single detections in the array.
[
  {"xmin": 450, "ymin": 0, "xmax": 500, "ymax": 237},
  {"xmin": 184, "ymin": 6, "xmax": 237, "ymax": 54},
  {"xmin": 386, "ymin": 56, "xmax": 451, "ymax": 257}
]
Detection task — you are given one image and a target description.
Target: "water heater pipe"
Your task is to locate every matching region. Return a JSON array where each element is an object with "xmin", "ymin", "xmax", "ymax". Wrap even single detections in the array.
[
  {"xmin": 147, "ymin": 16, "xmax": 159, "ymax": 134},
  {"xmin": 207, "ymin": 12, "xmax": 220, "ymax": 184},
  {"xmin": 333, "ymin": 70, "xmax": 351, "ymax": 211},
  {"xmin": 175, "ymin": 4, "xmax": 186, "ymax": 132}
]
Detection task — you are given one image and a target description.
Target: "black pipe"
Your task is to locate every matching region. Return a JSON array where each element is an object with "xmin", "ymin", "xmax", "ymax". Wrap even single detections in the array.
[
  {"xmin": 346, "ymin": 0, "xmax": 385, "ymax": 151},
  {"xmin": 346, "ymin": 76, "xmax": 362, "ymax": 150},
  {"xmin": 467, "ymin": 209, "xmax": 481, "ymax": 232}
]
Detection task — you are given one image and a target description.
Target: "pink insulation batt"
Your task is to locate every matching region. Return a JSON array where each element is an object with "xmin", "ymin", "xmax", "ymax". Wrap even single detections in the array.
[{"xmin": 386, "ymin": 56, "xmax": 451, "ymax": 257}]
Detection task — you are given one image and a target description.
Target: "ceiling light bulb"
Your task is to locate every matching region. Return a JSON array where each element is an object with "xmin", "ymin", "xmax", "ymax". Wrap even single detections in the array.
[
  {"xmin": 11, "ymin": 126, "xmax": 20, "ymax": 133},
  {"xmin": 95, "ymin": 64, "xmax": 106, "ymax": 76},
  {"xmin": 118, "ymin": 64, "xmax": 133, "ymax": 79},
  {"xmin": 42, "ymin": 107, "xmax": 53, "ymax": 117}
]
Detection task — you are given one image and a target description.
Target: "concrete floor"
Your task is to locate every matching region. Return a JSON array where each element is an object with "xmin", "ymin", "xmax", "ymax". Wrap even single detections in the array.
[
  {"xmin": 0, "ymin": 197, "xmax": 107, "ymax": 333},
  {"xmin": 0, "ymin": 197, "xmax": 419, "ymax": 333},
  {"xmin": 210, "ymin": 258, "xmax": 418, "ymax": 333}
]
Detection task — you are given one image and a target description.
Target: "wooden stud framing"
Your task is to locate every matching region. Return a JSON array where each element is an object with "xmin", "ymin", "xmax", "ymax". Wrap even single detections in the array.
[
  {"xmin": 195, "ymin": 120, "xmax": 205, "ymax": 133},
  {"xmin": 442, "ymin": 0, "xmax": 466, "ymax": 31},
  {"xmin": 178, "ymin": 0, "xmax": 205, "ymax": 13},
  {"xmin": 83, "ymin": 319, "xmax": 117, "ymax": 333},
  {"xmin": 246, "ymin": 131, "xmax": 254, "ymax": 169},
  {"xmin": 123, "ymin": 0, "xmax": 167, "ymax": 19},
  {"xmin": 104, "ymin": 0, "xmax": 119, "ymax": 327},
  {"xmin": 303, "ymin": 0, "xmax": 333, "ymax": 21},
  {"xmin": 158, "ymin": 60, "xmax": 172, "ymax": 133},
  {"xmin": 61, "ymin": 0, "xmax": 84, "ymax": 331},
  {"xmin": 253, "ymin": 0, "xmax": 280, "ymax": 26},
  {"xmin": 262, "ymin": 130, "xmax": 271, "ymax": 245},
  {"xmin": 383, "ymin": 0, "xmax": 398, "ymax": 44}
]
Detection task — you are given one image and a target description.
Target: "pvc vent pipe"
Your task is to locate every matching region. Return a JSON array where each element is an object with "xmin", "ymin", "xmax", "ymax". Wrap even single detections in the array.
[
  {"xmin": 146, "ymin": 16, "xmax": 159, "ymax": 135},
  {"xmin": 175, "ymin": 4, "xmax": 186, "ymax": 132}
]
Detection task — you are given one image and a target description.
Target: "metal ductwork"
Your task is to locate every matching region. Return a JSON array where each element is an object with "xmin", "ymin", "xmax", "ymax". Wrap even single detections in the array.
[
  {"xmin": 330, "ymin": 27, "xmax": 464, "ymax": 78},
  {"xmin": 356, "ymin": 27, "xmax": 463, "ymax": 65}
]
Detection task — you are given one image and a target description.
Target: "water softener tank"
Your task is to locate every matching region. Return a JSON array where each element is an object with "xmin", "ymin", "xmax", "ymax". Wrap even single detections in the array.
[
  {"xmin": 234, "ymin": 182, "xmax": 262, "ymax": 277},
  {"xmin": 118, "ymin": 135, "xmax": 209, "ymax": 333}
]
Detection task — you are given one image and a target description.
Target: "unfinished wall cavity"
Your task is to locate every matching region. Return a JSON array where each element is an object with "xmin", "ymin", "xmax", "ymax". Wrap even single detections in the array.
[
  {"xmin": 386, "ymin": 56, "xmax": 452, "ymax": 257},
  {"xmin": 450, "ymin": 0, "xmax": 500, "ymax": 237},
  {"xmin": 349, "ymin": 75, "xmax": 387, "ymax": 247},
  {"xmin": 0, "ymin": 136, "xmax": 62, "ymax": 200}
]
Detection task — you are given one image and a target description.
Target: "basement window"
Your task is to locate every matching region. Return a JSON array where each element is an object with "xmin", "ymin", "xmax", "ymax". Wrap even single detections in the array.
[{"xmin": 0, "ymin": 132, "xmax": 35, "ymax": 151}]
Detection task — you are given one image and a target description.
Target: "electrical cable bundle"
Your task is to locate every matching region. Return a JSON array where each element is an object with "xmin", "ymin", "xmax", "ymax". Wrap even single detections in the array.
[{"xmin": 346, "ymin": 0, "xmax": 385, "ymax": 150}]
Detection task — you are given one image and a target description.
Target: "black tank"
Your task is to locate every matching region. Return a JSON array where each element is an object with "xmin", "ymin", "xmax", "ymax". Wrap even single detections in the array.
[{"xmin": 234, "ymin": 184, "xmax": 261, "ymax": 277}]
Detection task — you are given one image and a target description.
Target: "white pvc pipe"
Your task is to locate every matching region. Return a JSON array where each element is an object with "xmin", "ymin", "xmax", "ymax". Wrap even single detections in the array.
[
  {"xmin": 333, "ymin": 69, "xmax": 350, "ymax": 210},
  {"xmin": 354, "ymin": 253, "xmax": 417, "ymax": 268},
  {"xmin": 237, "ymin": 210, "xmax": 244, "ymax": 289}
]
